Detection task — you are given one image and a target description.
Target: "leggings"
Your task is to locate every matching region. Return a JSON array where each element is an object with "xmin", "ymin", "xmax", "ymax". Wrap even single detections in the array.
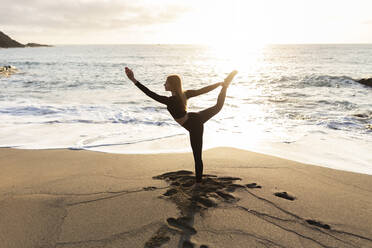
[{"xmin": 182, "ymin": 86, "xmax": 228, "ymax": 182}]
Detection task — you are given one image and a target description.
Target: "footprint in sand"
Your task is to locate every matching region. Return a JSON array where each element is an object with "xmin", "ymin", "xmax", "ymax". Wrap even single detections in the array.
[
  {"xmin": 181, "ymin": 180, "xmax": 195, "ymax": 187},
  {"xmin": 215, "ymin": 190, "xmax": 237, "ymax": 202},
  {"xmin": 226, "ymin": 183, "xmax": 246, "ymax": 192},
  {"xmin": 163, "ymin": 188, "xmax": 178, "ymax": 196},
  {"xmin": 152, "ymin": 170, "xmax": 193, "ymax": 180},
  {"xmin": 192, "ymin": 195, "xmax": 217, "ymax": 208},
  {"xmin": 218, "ymin": 176, "xmax": 242, "ymax": 181},
  {"xmin": 183, "ymin": 240, "xmax": 194, "ymax": 248},
  {"xmin": 149, "ymin": 170, "xmax": 245, "ymax": 247},
  {"xmin": 306, "ymin": 219, "xmax": 331, "ymax": 230},
  {"xmin": 144, "ymin": 225, "xmax": 171, "ymax": 248},
  {"xmin": 167, "ymin": 217, "xmax": 197, "ymax": 235},
  {"xmin": 183, "ymin": 241, "xmax": 208, "ymax": 248},
  {"xmin": 202, "ymin": 174, "xmax": 217, "ymax": 178},
  {"xmin": 246, "ymin": 183, "xmax": 262, "ymax": 189},
  {"xmin": 143, "ymin": 186, "xmax": 158, "ymax": 191},
  {"xmin": 274, "ymin": 191, "xmax": 296, "ymax": 201}
]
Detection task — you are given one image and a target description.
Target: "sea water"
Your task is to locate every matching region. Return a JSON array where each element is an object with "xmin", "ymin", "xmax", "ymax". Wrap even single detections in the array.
[{"xmin": 1, "ymin": 44, "xmax": 371, "ymax": 174}]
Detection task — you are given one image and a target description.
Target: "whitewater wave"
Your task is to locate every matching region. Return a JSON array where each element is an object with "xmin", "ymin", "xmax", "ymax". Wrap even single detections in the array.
[
  {"xmin": 73, "ymin": 133, "xmax": 185, "ymax": 150},
  {"xmin": 272, "ymin": 74, "xmax": 361, "ymax": 88}
]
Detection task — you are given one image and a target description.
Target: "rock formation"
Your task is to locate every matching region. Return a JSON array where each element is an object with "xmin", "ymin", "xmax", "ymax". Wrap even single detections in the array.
[
  {"xmin": 0, "ymin": 65, "xmax": 18, "ymax": 77},
  {"xmin": 0, "ymin": 31, "xmax": 51, "ymax": 48},
  {"xmin": 356, "ymin": 78, "xmax": 372, "ymax": 87},
  {"xmin": 25, "ymin": 42, "xmax": 52, "ymax": 47},
  {"xmin": 0, "ymin": 31, "xmax": 24, "ymax": 48}
]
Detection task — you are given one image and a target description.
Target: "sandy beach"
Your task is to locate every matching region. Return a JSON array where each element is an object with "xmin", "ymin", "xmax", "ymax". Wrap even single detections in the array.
[{"xmin": 1, "ymin": 147, "xmax": 372, "ymax": 248}]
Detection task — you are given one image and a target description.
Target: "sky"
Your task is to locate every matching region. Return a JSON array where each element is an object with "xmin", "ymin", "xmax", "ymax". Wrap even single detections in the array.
[{"xmin": 1, "ymin": 0, "xmax": 372, "ymax": 45}]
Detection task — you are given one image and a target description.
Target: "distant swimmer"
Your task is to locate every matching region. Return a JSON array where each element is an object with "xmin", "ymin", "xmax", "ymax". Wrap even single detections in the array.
[{"xmin": 125, "ymin": 66, "xmax": 238, "ymax": 185}]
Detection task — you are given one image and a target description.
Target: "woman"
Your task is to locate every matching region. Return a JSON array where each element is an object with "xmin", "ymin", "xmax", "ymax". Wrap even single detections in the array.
[{"xmin": 125, "ymin": 67, "xmax": 237, "ymax": 184}]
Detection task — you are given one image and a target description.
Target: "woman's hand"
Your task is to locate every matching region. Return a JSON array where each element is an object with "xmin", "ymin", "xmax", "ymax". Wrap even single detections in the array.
[
  {"xmin": 222, "ymin": 70, "xmax": 238, "ymax": 87},
  {"xmin": 125, "ymin": 67, "xmax": 136, "ymax": 83}
]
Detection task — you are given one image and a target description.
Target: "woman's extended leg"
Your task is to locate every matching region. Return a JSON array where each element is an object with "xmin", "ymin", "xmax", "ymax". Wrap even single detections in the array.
[
  {"xmin": 198, "ymin": 85, "xmax": 228, "ymax": 124},
  {"xmin": 189, "ymin": 124, "xmax": 204, "ymax": 183}
]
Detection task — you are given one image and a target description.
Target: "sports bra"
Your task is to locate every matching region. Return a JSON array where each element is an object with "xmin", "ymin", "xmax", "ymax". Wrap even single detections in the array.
[{"xmin": 135, "ymin": 81, "xmax": 187, "ymax": 119}]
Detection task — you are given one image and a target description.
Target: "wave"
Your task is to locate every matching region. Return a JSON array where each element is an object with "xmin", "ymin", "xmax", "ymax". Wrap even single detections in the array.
[
  {"xmin": 268, "ymin": 97, "xmax": 288, "ymax": 103},
  {"xmin": 0, "ymin": 106, "xmax": 59, "ymax": 116},
  {"xmin": 6, "ymin": 117, "xmax": 177, "ymax": 127},
  {"xmin": 272, "ymin": 74, "xmax": 360, "ymax": 88},
  {"xmin": 299, "ymin": 75, "xmax": 359, "ymax": 88},
  {"xmin": 72, "ymin": 133, "xmax": 185, "ymax": 149},
  {"xmin": 326, "ymin": 121, "xmax": 359, "ymax": 130},
  {"xmin": 315, "ymin": 100, "xmax": 358, "ymax": 110}
]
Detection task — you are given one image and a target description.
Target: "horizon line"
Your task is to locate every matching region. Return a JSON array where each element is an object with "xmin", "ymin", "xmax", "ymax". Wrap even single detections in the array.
[{"xmin": 37, "ymin": 42, "xmax": 372, "ymax": 46}]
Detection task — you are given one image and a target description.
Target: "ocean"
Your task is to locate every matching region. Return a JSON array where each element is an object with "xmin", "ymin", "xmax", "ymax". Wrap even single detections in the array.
[{"xmin": 1, "ymin": 44, "xmax": 371, "ymax": 174}]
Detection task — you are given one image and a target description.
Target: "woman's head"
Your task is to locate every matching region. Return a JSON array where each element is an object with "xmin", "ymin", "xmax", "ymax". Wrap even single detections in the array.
[
  {"xmin": 164, "ymin": 74, "xmax": 182, "ymax": 93},
  {"xmin": 164, "ymin": 74, "xmax": 182, "ymax": 92},
  {"xmin": 164, "ymin": 74, "xmax": 187, "ymax": 110}
]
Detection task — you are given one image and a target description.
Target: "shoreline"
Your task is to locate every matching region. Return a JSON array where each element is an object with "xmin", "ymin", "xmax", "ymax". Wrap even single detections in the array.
[
  {"xmin": 2, "ymin": 133, "xmax": 371, "ymax": 176},
  {"xmin": 1, "ymin": 147, "xmax": 372, "ymax": 247}
]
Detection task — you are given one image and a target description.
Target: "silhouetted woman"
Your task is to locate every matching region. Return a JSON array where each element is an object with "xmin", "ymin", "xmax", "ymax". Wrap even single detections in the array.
[{"xmin": 125, "ymin": 67, "xmax": 237, "ymax": 184}]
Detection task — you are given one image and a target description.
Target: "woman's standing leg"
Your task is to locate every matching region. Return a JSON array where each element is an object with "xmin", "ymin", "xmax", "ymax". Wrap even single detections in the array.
[
  {"xmin": 189, "ymin": 86, "xmax": 227, "ymax": 182},
  {"xmin": 189, "ymin": 124, "xmax": 204, "ymax": 183},
  {"xmin": 187, "ymin": 71, "xmax": 236, "ymax": 182},
  {"xmin": 198, "ymin": 85, "xmax": 228, "ymax": 124}
]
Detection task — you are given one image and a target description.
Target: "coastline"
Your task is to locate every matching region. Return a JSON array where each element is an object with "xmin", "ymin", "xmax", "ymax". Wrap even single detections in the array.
[
  {"xmin": 1, "ymin": 147, "xmax": 372, "ymax": 248},
  {"xmin": 2, "ymin": 127, "xmax": 370, "ymax": 176}
]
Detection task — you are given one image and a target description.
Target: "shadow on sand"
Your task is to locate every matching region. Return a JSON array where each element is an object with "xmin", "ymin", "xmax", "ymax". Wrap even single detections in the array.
[
  {"xmin": 145, "ymin": 170, "xmax": 248, "ymax": 248},
  {"xmin": 143, "ymin": 170, "xmax": 372, "ymax": 248}
]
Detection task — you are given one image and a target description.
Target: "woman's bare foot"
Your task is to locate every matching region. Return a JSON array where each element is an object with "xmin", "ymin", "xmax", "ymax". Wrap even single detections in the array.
[{"xmin": 223, "ymin": 70, "xmax": 238, "ymax": 87}]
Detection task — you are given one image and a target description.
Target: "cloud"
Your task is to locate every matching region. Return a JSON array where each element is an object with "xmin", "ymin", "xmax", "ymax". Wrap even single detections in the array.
[
  {"xmin": 362, "ymin": 20, "xmax": 372, "ymax": 24},
  {"xmin": 0, "ymin": 0, "xmax": 192, "ymax": 32}
]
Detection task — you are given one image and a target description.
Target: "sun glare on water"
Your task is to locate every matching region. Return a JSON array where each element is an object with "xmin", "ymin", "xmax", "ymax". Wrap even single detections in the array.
[{"xmin": 200, "ymin": 0, "xmax": 277, "ymax": 146}]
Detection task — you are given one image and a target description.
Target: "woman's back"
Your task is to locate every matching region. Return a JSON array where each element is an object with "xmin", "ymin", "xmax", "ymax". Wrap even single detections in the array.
[{"xmin": 167, "ymin": 94, "xmax": 187, "ymax": 119}]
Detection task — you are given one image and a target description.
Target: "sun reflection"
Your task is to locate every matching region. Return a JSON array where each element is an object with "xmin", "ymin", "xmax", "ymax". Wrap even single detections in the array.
[
  {"xmin": 208, "ymin": 45, "xmax": 270, "ymax": 149},
  {"xmin": 196, "ymin": 0, "xmax": 276, "ymax": 149},
  {"xmin": 208, "ymin": 42, "xmax": 265, "ymax": 75}
]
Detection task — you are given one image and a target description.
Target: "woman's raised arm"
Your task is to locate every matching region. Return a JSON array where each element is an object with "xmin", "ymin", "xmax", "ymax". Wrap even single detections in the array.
[
  {"xmin": 185, "ymin": 70, "xmax": 238, "ymax": 99},
  {"xmin": 125, "ymin": 67, "xmax": 169, "ymax": 105},
  {"xmin": 185, "ymin": 82, "xmax": 223, "ymax": 99}
]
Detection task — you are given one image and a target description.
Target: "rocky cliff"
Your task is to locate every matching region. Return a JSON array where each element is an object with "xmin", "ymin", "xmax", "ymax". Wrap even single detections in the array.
[
  {"xmin": 0, "ymin": 31, "xmax": 51, "ymax": 48},
  {"xmin": 0, "ymin": 31, "xmax": 25, "ymax": 48}
]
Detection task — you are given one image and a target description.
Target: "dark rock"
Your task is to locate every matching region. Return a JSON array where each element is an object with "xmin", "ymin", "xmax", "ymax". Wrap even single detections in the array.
[
  {"xmin": 0, "ymin": 31, "xmax": 24, "ymax": 48},
  {"xmin": 25, "ymin": 42, "xmax": 52, "ymax": 47},
  {"xmin": 0, "ymin": 31, "xmax": 51, "ymax": 48},
  {"xmin": 353, "ymin": 113, "xmax": 368, "ymax": 118},
  {"xmin": 356, "ymin": 78, "xmax": 372, "ymax": 87},
  {"xmin": 0, "ymin": 65, "xmax": 18, "ymax": 76}
]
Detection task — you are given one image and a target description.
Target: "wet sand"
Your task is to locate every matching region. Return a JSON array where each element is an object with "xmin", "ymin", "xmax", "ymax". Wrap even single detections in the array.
[{"xmin": 1, "ymin": 147, "xmax": 372, "ymax": 248}]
